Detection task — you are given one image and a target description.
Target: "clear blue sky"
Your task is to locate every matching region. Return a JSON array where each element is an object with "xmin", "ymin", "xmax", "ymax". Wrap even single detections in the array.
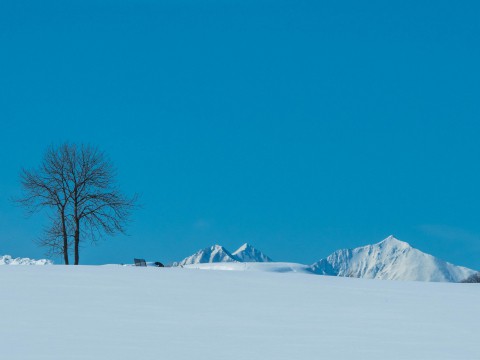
[{"xmin": 1, "ymin": 0, "xmax": 480, "ymax": 268}]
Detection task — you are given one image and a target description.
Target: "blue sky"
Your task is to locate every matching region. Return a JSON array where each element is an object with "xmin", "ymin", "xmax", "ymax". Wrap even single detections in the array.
[{"xmin": 1, "ymin": 1, "xmax": 480, "ymax": 268}]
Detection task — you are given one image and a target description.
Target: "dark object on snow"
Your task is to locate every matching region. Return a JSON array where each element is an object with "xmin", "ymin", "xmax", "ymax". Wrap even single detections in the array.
[
  {"xmin": 154, "ymin": 262, "xmax": 164, "ymax": 267},
  {"xmin": 134, "ymin": 258, "xmax": 147, "ymax": 267},
  {"xmin": 461, "ymin": 272, "xmax": 480, "ymax": 283}
]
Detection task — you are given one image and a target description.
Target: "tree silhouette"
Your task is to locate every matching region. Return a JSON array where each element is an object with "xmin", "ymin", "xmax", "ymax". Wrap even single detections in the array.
[{"xmin": 18, "ymin": 144, "xmax": 137, "ymax": 264}]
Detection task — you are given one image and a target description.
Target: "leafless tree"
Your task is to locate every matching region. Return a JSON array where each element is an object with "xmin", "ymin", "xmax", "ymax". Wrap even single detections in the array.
[{"xmin": 18, "ymin": 144, "xmax": 137, "ymax": 264}]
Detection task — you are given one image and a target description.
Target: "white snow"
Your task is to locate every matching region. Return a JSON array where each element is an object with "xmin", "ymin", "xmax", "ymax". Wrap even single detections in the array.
[
  {"xmin": 0, "ymin": 254, "xmax": 52, "ymax": 265},
  {"xmin": 310, "ymin": 235, "xmax": 476, "ymax": 282},
  {"xmin": 1, "ymin": 265, "xmax": 479, "ymax": 359},
  {"xmin": 184, "ymin": 261, "xmax": 310, "ymax": 273},
  {"xmin": 231, "ymin": 243, "xmax": 273, "ymax": 262}
]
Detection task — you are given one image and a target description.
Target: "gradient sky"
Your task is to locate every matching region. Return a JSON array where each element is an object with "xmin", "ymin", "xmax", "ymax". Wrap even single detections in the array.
[{"xmin": 1, "ymin": 1, "xmax": 480, "ymax": 268}]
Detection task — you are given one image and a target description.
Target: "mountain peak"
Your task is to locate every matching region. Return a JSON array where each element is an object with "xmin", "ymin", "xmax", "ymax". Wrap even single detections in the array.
[
  {"xmin": 232, "ymin": 243, "xmax": 272, "ymax": 262},
  {"xmin": 310, "ymin": 236, "xmax": 475, "ymax": 282},
  {"xmin": 233, "ymin": 243, "xmax": 272, "ymax": 262},
  {"xmin": 178, "ymin": 244, "xmax": 237, "ymax": 266},
  {"xmin": 377, "ymin": 235, "xmax": 411, "ymax": 249},
  {"xmin": 235, "ymin": 243, "xmax": 251, "ymax": 252}
]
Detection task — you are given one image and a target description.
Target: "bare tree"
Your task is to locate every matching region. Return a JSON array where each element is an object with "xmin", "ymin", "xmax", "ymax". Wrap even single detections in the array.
[{"xmin": 18, "ymin": 144, "xmax": 137, "ymax": 264}]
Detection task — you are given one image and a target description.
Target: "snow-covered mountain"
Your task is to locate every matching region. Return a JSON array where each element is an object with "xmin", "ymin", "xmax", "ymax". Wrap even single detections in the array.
[
  {"xmin": 309, "ymin": 235, "xmax": 476, "ymax": 282},
  {"xmin": 232, "ymin": 243, "xmax": 272, "ymax": 262},
  {"xmin": 0, "ymin": 255, "xmax": 52, "ymax": 265},
  {"xmin": 178, "ymin": 245, "xmax": 238, "ymax": 266},
  {"xmin": 178, "ymin": 243, "xmax": 273, "ymax": 265}
]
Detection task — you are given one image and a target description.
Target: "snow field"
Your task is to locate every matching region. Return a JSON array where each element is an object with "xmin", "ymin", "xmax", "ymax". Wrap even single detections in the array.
[{"xmin": 1, "ymin": 265, "xmax": 479, "ymax": 360}]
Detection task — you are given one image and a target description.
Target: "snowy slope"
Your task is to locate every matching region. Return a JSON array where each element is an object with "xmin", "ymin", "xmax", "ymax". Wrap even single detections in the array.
[
  {"xmin": 0, "ymin": 265, "xmax": 479, "ymax": 360},
  {"xmin": 178, "ymin": 244, "xmax": 237, "ymax": 266},
  {"xmin": 0, "ymin": 255, "xmax": 52, "ymax": 265},
  {"xmin": 232, "ymin": 243, "xmax": 272, "ymax": 262},
  {"xmin": 310, "ymin": 235, "xmax": 475, "ymax": 282},
  {"xmin": 184, "ymin": 261, "xmax": 309, "ymax": 273}
]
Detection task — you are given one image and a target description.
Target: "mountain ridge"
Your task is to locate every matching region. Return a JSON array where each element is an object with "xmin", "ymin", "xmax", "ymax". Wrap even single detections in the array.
[
  {"xmin": 232, "ymin": 243, "xmax": 273, "ymax": 262},
  {"xmin": 177, "ymin": 243, "xmax": 272, "ymax": 266},
  {"xmin": 177, "ymin": 245, "xmax": 238, "ymax": 266}
]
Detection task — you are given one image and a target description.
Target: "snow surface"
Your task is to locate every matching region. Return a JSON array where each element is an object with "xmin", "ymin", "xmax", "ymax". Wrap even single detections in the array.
[
  {"xmin": 0, "ymin": 255, "xmax": 52, "ymax": 265},
  {"xmin": 1, "ymin": 265, "xmax": 479, "ymax": 360},
  {"xmin": 231, "ymin": 243, "xmax": 273, "ymax": 262},
  {"xmin": 310, "ymin": 235, "xmax": 476, "ymax": 282},
  {"xmin": 185, "ymin": 261, "xmax": 310, "ymax": 273}
]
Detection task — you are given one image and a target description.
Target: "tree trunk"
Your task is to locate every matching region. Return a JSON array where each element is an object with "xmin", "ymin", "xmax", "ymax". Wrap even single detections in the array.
[
  {"xmin": 74, "ymin": 219, "xmax": 80, "ymax": 265},
  {"xmin": 61, "ymin": 209, "xmax": 69, "ymax": 265},
  {"xmin": 74, "ymin": 187, "xmax": 80, "ymax": 265}
]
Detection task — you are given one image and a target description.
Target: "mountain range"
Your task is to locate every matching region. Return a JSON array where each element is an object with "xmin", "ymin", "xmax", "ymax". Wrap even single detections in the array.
[
  {"xmin": 2, "ymin": 236, "xmax": 476, "ymax": 282},
  {"xmin": 177, "ymin": 236, "xmax": 476, "ymax": 282}
]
